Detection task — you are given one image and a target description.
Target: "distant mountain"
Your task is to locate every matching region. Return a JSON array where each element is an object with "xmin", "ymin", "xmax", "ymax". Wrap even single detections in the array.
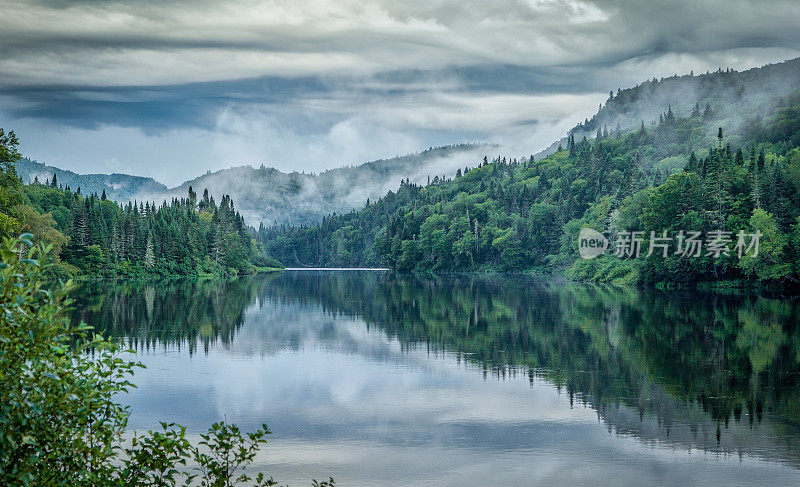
[
  {"xmin": 15, "ymin": 144, "xmax": 493, "ymax": 226},
  {"xmin": 537, "ymin": 57, "xmax": 800, "ymax": 158},
  {"xmin": 136, "ymin": 144, "xmax": 493, "ymax": 226},
  {"xmin": 16, "ymin": 157, "xmax": 167, "ymax": 201}
]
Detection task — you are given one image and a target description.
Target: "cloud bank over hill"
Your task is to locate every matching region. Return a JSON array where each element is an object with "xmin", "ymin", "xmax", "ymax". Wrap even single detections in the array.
[
  {"xmin": 1, "ymin": 0, "xmax": 799, "ymax": 184},
  {"xmin": 134, "ymin": 144, "xmax": 492, "ymax": 226}
]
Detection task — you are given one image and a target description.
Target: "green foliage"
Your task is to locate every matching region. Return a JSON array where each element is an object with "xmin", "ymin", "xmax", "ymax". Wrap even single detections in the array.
[
  {"xmin": 120, "ymin": 423, "xmax": 192, "ymax": 486},
  {"xmin": 738, "ymin": 209, "xmax": 791, "ymax": 280},
  {"xmin": 121, "ymin": 422, "xmax": 288, "ymax": 487},
  {"xmin": 0, "ymin": 128, "xmax": 24, "ymax": 239},
  {"xmin": 45, "ymin": 189, "xmax": 259, "ymax": 278},
  {"xmin": 193, "ymin": 422, "xmax": 274, "ymax": 487},
  {"xmin": 0, "ymin": 235, "xmax": 138, "ymax": 484}
]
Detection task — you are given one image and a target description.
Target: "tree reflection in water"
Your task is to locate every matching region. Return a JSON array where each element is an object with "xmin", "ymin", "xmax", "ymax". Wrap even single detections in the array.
[{"xmin": 72, "ymin": 272, "xmax": 800, "ymax": 466}]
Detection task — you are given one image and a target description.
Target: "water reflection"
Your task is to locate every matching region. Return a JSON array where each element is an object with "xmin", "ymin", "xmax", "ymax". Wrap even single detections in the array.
[{"xmin": 72, "ymin": 273, "xmax": 800, "ymax": 486}]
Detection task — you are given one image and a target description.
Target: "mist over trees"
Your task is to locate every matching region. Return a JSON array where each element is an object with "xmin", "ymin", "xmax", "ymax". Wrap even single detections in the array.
[
  {"xmin": 536, "ymin": 58, "xmax": 800, "ymax": 159},
  {"xmin": 136, "ymin": 144, "xmax": 491, "ymax": 227},
  {"xmin": 258, "ymin": 83, "xmax": 800, "ymax": 286},
  {"xmin": 14, "ymin": 157, "xmax": 168, "ymax": 202}
]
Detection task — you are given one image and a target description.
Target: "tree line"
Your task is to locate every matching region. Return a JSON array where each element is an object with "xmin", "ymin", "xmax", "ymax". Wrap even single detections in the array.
[{"xmin": 0, "ymin": 129, "xmax": 277, "ymax": 278}]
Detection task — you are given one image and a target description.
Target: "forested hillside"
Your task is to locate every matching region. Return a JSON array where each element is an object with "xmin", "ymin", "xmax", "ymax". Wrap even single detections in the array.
[
  {"xmin": 15, "ymin": 157, "xmax": 167, "ymax": 201},
  {"xmin": 0, "ymin": 130, "xmax": 270, "ymax": 278},
  {"xmin": 139, "ymin": 144, "xmax": 489, "ymax": 226},
  {"xmin": 537, "ymin": 58, "xmax": 800, "ymax": 159},
  {"xmin": 258, "ymin": 88, "xmax": 800, "ymax": 286}
]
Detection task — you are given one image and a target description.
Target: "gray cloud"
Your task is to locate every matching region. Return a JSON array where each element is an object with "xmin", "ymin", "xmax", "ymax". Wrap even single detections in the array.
[{"xmin": 0, "ymin": 0, "xmax": 798, "ymax": 184}]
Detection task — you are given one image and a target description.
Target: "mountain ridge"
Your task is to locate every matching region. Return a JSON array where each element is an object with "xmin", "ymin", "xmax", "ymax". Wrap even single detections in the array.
[
  {"xmin": 536, "ymin": 57, "xmax": 800, "ymax": 159},
  {"xmin": 15, "ymin": 157, "xmax": 168, "ymax": 201},
  {"xmin": 146, "ymin": 143, "xmax": 493, "ymax": 226},
  {"xmin": 15, "ymin": 143, "xmax": 496, "ymax": 226}
]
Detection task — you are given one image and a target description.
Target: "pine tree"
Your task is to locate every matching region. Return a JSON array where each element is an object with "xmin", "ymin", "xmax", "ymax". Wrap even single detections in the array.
[
  {"xmin": 703, "ymin": 103, "xmax": 714, "ymax": 121},
  {"xmin": 665, "ymin": 105, "xmax": 675, "ymax": 124},
  {"xmin": 188, "ymin": 186, "xmax": 197, "ymax": 209},
  {"xmin": 144, "ymin": 237, "xmax": 155, "ymax": 268}
]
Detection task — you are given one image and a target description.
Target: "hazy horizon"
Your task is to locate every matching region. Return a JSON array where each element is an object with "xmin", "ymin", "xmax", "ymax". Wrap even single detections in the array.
[{"xmin": 2, "ymin": 0, "xmax": 799, "ymax": 186}]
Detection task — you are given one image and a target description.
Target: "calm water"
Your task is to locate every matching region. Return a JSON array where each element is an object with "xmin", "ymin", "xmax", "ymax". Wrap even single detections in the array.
[{"xmin": 72, "ymin": 272, "xmax": 800, "ymax": 486}]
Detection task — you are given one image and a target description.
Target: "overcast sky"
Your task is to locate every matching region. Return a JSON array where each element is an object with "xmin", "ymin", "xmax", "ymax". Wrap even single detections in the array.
[{"xmin": 1, "ymin": 0, "xmax": 799, "ymax": 186}]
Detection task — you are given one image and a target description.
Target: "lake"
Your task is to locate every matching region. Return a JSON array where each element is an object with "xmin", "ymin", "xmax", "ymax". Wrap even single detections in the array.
[{"xmin": 71, "ymin": 272, "xmax": 800, "ymax": 486}]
